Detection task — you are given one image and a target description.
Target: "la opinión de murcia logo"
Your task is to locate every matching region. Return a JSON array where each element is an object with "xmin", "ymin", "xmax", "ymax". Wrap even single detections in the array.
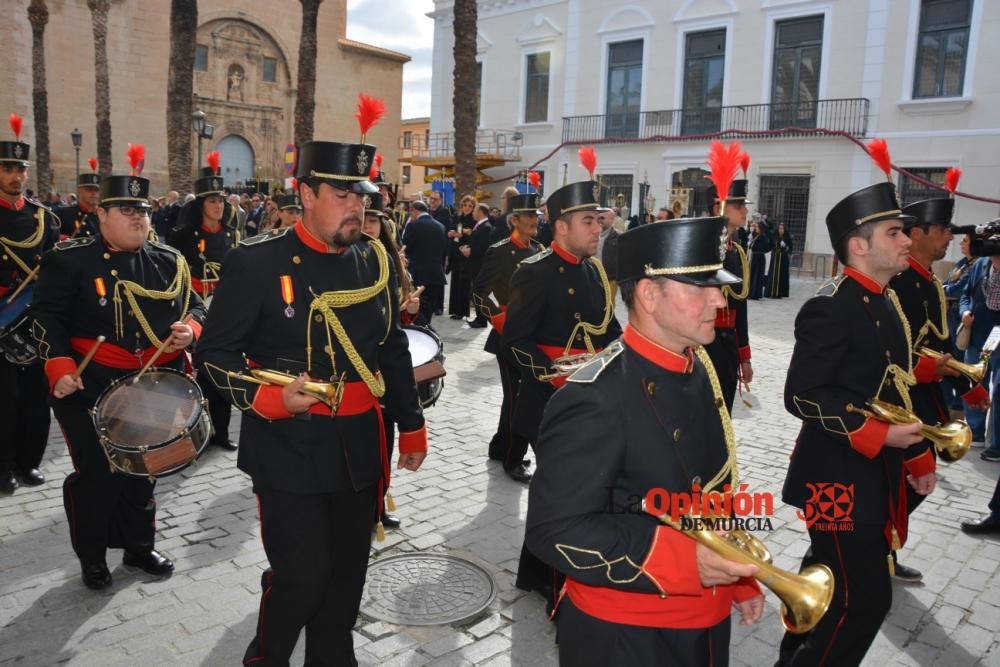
[
  {"xmin": 643, "ymin": 483, "xmax": 776, "ymax": 531},
  {"xmin": 797, "ymin": 482, "xmax": 855, "ymax": 531}
]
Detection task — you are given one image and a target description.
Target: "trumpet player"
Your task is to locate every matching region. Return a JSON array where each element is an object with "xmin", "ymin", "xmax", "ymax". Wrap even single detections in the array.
[
  {"xmin": 525, "ymin": 217, "xmax": 763, "ymax": 666},
  {"xmin": 778, "ymin": 141, "xmax": 933, "ymax": 667}
]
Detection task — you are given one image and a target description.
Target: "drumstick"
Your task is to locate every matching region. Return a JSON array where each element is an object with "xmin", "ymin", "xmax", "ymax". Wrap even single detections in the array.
[
  {"xmin": 409, "ymin": 285, "xmax": 425, "ymax": 300},
  {"xmin": 5, "ymin": 264, "xmax": 40, "ymax": 305},
  {"xmin": 71, "ymin": 336, "xmax": 105, "ymax": 380},
  {"xmin": 133, "ymin": 314, "xmax": 193, "ymax": 384}
]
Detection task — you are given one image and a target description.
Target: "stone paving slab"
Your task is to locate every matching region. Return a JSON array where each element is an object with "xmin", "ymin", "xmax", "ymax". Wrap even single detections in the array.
[{"xmin": 2, "ymin": 276, "xmax": 1000, "ymax": 665}]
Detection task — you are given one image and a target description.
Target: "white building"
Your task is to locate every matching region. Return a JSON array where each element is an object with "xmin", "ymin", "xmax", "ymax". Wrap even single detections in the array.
[{"xmin": 427, "ymin": 0, "xmax": 999, "ymax": 268}]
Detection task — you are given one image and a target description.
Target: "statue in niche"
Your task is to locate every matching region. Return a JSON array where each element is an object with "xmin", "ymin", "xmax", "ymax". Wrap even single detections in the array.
[{"xmin": 227, "ymin": 64, "xmax": 245, "ymax": 102}]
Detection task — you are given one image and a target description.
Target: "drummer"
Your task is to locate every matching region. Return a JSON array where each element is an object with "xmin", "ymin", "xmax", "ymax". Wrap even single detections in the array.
[
  {"xmin": 31, "ymin": 146, "xmax": 206, "ymax": 590},
  {"xmin": 166, "ymin": 152, "xmax": 239, "ymax": 451},
  {"xmin": 0, "ymin": 112, "xmax": 61, "ymax": 495}
]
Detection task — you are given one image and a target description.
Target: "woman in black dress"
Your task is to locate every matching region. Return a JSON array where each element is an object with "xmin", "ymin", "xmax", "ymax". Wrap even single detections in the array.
[
  {"xmin": 447, "ymin": 195, "xmax": 476, "ymax": 319},
  {"xmin": 748, "ymin": 219, "xmax": 772, "ymax": 299},
  {"xmin": 767, "ymin": 222, "xmax": 793, "ymax": 298}
]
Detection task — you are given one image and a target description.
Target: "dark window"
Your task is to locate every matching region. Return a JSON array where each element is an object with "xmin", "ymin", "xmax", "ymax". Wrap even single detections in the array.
[
  {"xmin": 771, "ymin": 16, "xmax": 823, "ymax": 129},
  {"xmin": 672, "ymin": 168, "xmax": 711, "ymax": 216},
  {"xmin": 758, "ymin": 175, "xmax": 811, "ymax": 267},
  {"xmin": 402, "ymin": 165, "xmax": 411, "ymax": 185},
  {"xmin": 194, "ymin": 45, "xmax": 208, "ymax": 72},
  {"xmin": 524, "ymin": 53, "xmax": 550, "ymax": 123},
  {"xmin": 403, "ymin": 131, "xmax": 412, "ymax": 149},
  {"xmin": 262, "ymin": 57, "xmax": 277, "ymax": 83},
  {"xmin": 474, "ymin": 61, "xmax": 483, "ymax": 126},
  {"xmin": 898, "ymin": 167, "xmax": 947, "ymax": 206},
  {"xmin": 602, "ymin": 174, "xmax": 634, "ymax": 209},
  {"xmin": 682, "ymin": 30, "xmax": 725, "ymax": 135},
  {"xmin": 913, "ymin": 0, "xmax": 972, "ymax": 98},
  {"xmin": 605, "ymin": 40, "xmax": 643, "ymax": 139}
]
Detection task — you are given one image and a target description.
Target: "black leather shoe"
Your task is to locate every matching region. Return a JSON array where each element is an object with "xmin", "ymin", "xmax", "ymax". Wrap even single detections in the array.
[
  {"xmin": 891, "ymin": 558, "xmax": 922, "ymax": 582},
  {"xmin": 81, "ymin": 562, "xmax": 112, "ymax": 590},
  {"xmin": 381, "ymin": 513, "xmax": 402, "ymax": 529},
  {"xmin": 962, "ymin": 515, "xmax": 1000, "ymax": 535},
  {"xmin": 505, "ymin": 464, "xmax": 533, "ymax": 483},
  {"xmin": 467, "ymin": 319, "xmax": 488, "ymax": 329},
  {"xmin": 211, "ymin": 438, "xmax": 238, "ymax": 451},
  {"xmin": 0, "ymin": 471, "xmax": 17, "ymax": 494},
  {"xmin": 17, "ymin": 468, "xmax": 45, "ymax": 486},
  {"xmin": 449, "ymin": 314, "xmax": 464, "ymax": 320},
  {"xmin": 123, "ymin": 549, "xmax": 174, "ymax": 577}
]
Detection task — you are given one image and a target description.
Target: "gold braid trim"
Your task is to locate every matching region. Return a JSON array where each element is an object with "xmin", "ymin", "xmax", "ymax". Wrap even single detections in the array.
[
  {"xmin": 0, "ymin": 206, "xmax": 46, "ymax": 275},
  {"xmin": 695, "ymin": 346, "xmax": 739, "ymax": 492},
  {"xmin": 113, "ymin": 254, "xmax": 193, "ymax": 346},
  {"xmin": 564, "ymin": 256, "xmax": 614, "ymax": 355},
  {"xmin": 307, "ymin": 239, "xmax": 390, "ymax": 397},
  {"xmin": 913, "ymin": 275, "xmax": 950, "ymax": 346},
  {"xmin": 721, "ymin": 243, "xmax": 750, "ymax": 301},
  {"xmin": 885, "ymin": 288, "xmax": 917, "ymax": 411}
]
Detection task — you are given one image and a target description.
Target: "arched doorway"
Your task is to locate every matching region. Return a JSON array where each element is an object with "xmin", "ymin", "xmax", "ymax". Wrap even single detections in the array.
[{"xmin": 216, "ymin": 135, "xmax": 255, "ymax": 187}]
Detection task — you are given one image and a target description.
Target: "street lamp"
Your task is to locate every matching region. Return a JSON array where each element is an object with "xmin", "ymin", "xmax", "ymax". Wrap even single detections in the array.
[
  {"xmin": 192, "ymin": 109, "xmax": 207, "ymax": 173},
  {"xmin": 70, "ymin": 128, "xmax": 82, "ymax": 185}
]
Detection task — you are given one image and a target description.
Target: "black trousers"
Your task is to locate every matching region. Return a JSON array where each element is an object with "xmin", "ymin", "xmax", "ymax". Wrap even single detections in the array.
[
  {"xmin": 491, "ymin": 355, "xmax": 530, "ymax": 469},
  {"xmin": 197, "ymin": 371, "xmax": 233, "ymax": 443},
  {"xmin": 447, "ymin": 256, "xmax": 470, "ymax": 318},
  {"xmin": 705, "ymin": 329, "xmax": 739, "ymax": 413},
  {"xmin": 244, "ymin": 484, "xmax": 377, "ymax": 666},
  {"xmin": 558, "ymin": 596, "xmax": 731, "ymax": 667},
  {"xmin": 417, "ymin": 284, "xmax": 444, "ymax": 329},
  {"xmin": 777, "ymin": 525, "xmax": 892, "ymax": 667},
  {"xmin": 53, "ymin": 399, "xmax": 156, "ymax": 564},
  {"xmin": 0, "ymin": 359, "xmax": 51, "ymax": 473}
]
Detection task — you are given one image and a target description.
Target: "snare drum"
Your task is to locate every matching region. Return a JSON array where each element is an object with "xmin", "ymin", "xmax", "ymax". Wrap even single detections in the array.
[
  {"xmin": 90, "ymin": 367, "xmax": 212, "ymax": 478},
  {"xmin": 0, "ymin": 285, "xmax": 39, "ymax": 365},
  {"xmin": 403, "ymin": 325, "xmax": 446, "ymax": 409}
]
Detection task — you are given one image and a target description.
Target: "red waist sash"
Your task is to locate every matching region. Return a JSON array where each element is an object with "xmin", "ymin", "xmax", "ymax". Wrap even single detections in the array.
[{"xmin": 70, "ymin": 337, "xmax": 182, "ymax": 369}]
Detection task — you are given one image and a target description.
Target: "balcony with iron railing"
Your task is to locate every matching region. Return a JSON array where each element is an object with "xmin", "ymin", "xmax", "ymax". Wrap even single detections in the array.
[
  {"xmin": 562, "ymin": 98, "xmax": 870, "ymax": 144},
  {"xmin": 399, "ymin": 129, "xmax": 523, "ymax": 167}
]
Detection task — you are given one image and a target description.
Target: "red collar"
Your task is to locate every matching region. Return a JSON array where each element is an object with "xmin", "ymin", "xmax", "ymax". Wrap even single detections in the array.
[
  {"xmin": 0, "ymin": 196, "xmax": 26, "ymax": 211},
  {"xmin": 509, "ymin": 233, "xmax": 528, "ymax": 249},
  {"xmin": 78, "ymin": 203, "xmax": 94, "ymax": 214},
  {"xmin": 200, "ymin": 222, "xmax": 222, "ymax": 234},
  {"xmin": 623, "ymin": 325, "xmax": 694, "ymax": 374},
  {"xmin": 551, "ymin": 241, "xmax": 581, "ymax": 265},
  {"xmin": 843, "ymin": 266, "xmax": 885, "ymax": 294},
  {"xmin": 907, "ymin": 255, "xmax": 933, "ymax": 280},
  {"xmin": 294, "ymin": 221, "xmax": 336, "ymax": 253}
]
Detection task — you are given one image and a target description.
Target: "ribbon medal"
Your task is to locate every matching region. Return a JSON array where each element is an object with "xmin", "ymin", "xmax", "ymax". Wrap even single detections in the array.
[
  {"xmin": 280, "ymin": 275, "xmax": 295, "ymax": 318},
  {"xmin": 94, "ymin": 277, "xmax": 107, "ymax": 307},
  {"xmin": 198, "ymin": 239, "xmax": 206, "ymax": 257}
]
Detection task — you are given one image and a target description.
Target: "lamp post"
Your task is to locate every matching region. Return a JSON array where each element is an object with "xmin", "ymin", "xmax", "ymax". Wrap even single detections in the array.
[
  {"xmin": 70, "ymin": 128, "xmax": 82, "ymax": 186},
  {"xmin": 192, "ymin": 109, "xmax": 207, "ymax": 174}
]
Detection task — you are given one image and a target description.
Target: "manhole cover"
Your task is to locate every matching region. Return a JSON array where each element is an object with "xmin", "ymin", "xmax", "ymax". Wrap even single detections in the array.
[{"xmin": 363, "ymin": 554, "xmax": 496, "ymax": 626}]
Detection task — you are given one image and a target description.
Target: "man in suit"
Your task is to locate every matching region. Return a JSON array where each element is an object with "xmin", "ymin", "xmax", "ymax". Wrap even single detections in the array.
[
  {"xmin": 402, "ymin": 200, "xmax": 448, "ymax": 328},
  {"xmin": 427, "ymin": 192, "xmax": 452, "ymax": 315},
  {"xmin": 959, "ymin": 253, "xmax": 1000, "ymax": 457},
  {"xmin": 467, "ymin": 202, "xmax": 493, "ymax": 328}
]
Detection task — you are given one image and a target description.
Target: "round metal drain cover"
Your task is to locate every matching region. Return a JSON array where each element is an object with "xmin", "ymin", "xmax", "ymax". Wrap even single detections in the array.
[{"xmin": 363, "ymin": 554, "xmax": 496, "ymax": 626}]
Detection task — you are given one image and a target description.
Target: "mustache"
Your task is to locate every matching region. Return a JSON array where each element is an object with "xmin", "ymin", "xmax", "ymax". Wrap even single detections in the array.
[{"xmin": 341, "ymin": 215, "xmax": 362, "ymax": 226}]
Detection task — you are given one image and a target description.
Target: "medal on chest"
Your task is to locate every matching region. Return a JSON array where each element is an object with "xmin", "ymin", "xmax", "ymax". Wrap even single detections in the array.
[{"xmin": 280, "ymin": 274, "xmax": 295, "ymax": 318}]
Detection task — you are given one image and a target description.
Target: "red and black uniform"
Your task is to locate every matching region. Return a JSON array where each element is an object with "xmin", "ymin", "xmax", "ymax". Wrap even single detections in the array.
[
  {"xmin": 471, "ymin": 235, "xmax": 542, "ymax": 461},
  {"xmin": 31, "ymin": 235, "xmax": 206, "ymax": 566},
  {"xmin": 0, "ymin": 196, "xmax": 60, "ymax": 484},
  {"xmin": 195, "ymin": 223, "xmax": 426, "ymax": 665},
  {"xmin": 526, "ymin": 326, "xmax": 760, "ymax": 666},
  {"xmin": 55, "ymin": 203, "xmax": 99, "ymax": 239},
  {"xmin": 705, "ymin": 240, "xmax": 751, "ymax": 412},
  {"xmin": 778, "ymin": 268, "xmax": 932, "ymax": 666}
]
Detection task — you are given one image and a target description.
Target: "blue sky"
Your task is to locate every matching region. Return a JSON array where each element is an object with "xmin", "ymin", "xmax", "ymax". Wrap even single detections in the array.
[{"xmin": 346, "ymin": 0, "xmax": 436, "ymax": 119}]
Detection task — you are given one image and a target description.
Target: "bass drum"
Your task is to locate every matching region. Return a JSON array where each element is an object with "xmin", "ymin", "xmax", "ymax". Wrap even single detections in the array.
[{"xmin": 403, "ymin": 325, "xmax": 446, "ymax": 409}]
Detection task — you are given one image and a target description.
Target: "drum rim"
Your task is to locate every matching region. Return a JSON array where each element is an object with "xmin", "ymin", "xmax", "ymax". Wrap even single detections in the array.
[{"xmin": 93, "ymin": 367, "xmax": 205, "ymax": 448}]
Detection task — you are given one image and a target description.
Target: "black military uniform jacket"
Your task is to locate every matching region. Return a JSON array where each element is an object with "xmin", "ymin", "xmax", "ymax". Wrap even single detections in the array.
[
  {"xmin": 56, "ymin": 204, "xmax": 99, "ymax": 239},
  {"xmin": 31, "ymin": 236, "xmax": 206, "ymax": 402},
  {"xmin": 194, "ymin": 224, "xmax": 425, "ymax": 496},
  {"xmin": 472, "ymin": 235, "xmax": 542, "ymax": 355},
  {"xmin": 718, "ymin": 242, "xmax": 751, "ymax": 360},
  {"xmin": 502, "ymin": 242, "xmax": 622, "ymax": 441},
  {"xmin": 467, "ymin": 217, "xmax": 493, "ymax": 280},
  {"xmin": 783, "ymin": 268, "xmax": 933, "ymax": 535},
  {"xmin": 0, "ymin": 197, "xmax": 60, "ymax": 298},
  {"xmin": 165, "ymin": 203, "xmax": 240, "ymax": 295}
]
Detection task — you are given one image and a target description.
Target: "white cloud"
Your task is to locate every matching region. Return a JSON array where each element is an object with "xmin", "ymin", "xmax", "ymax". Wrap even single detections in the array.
[{"xmin": 346, "ymin": 0, "xmax": 436, "ymax": 118}]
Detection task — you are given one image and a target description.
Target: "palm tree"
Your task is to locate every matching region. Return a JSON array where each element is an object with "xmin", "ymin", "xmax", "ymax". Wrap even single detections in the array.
[
  {"xmin": 88, "ymin": 0, "xmax": 112, "ymax": 176},
  {"xmin": 452, "ymin": 0, "xmax": 478, "ymax": 200},
  {"xmin": 27, "ymin": 0, "xmax": 52, "ymax": 195},
  {"xmin": 294, "ymin": 0, "xmax": 323, "ymax": 145},
  {"xmin": 166, "ymin": 0, "xmax": 198, "ymax": 192}
]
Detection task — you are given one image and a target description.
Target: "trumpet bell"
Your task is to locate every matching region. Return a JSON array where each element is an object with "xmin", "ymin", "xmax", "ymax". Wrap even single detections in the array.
[
  {"xmin": 865, "ymin": 399, "xmax": 972, "ymax": 463},
  {"xmin": 778, "ymin": 564, "xmax": 836, "ymax": 634}
]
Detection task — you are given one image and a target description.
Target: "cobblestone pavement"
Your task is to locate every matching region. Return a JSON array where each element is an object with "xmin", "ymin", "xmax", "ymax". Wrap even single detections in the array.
[{"xmin": 2, "ymin": 276, "xmax": 1000, "ymax": 666}]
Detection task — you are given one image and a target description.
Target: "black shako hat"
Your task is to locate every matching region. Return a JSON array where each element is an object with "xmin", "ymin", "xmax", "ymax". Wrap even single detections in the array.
[
  {"xmin": 546, "ymin": 181, "xmax": 601, "ymax": 221},
  {"xmin": 508, "ymin": 193, "xmax": 540, "ymax": 214},
  {"xmin": 194, "ymin": 167, "xmax": 226, "ymax": 198},
  {"xmin": 1, "ymin": 114, "xmax": 29, "ymax": 166},
  {"xmin": 277, "ymin": 192, "xmax": 302, "ymax": 211},
  {"xmin": 826, "ymin": 181, "xmax": 915, "ymax": 246},
  {"xmin": 99, "ymin": 175, "xmax": 150, "ymax": 208},
  {"xmin": 706, "ymin": 179, "xmax": 752, "ymax": 205},
  {"xmin": 78, "ymin": 172, "xmax": 100, "ymax": 188},
  {"xmin": 363, "ymin": 191, "xmax": 389, "ymax": 217},
  {"xmin": 617, "ymin": 216, "xmax": 741, "ymax": 286},
  {"xmin": 901, "ymin": 197, "xmax": 955, "ymax": 230},
  {"xmin": 295, "ymin": 141, "xmax": 378, "ymax": 195}
]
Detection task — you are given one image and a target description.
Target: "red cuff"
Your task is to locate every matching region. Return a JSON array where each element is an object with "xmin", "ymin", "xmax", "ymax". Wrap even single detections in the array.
[
  {"xmin": 640, "ymin": 525, "xmax": 703, "ymax": 597},
  {"xmin": 44, "ymin": 356, "xmax": 77, "ymax": 393},
  {"xmin": 550, "ymin": 375, "xmax": 568, "ymax": 389},
  {"xmin": 904, "ymin": 448, "xmax": 936, "ymax": 477},
  {"xmin": 732, "ymin": 576, "xmax": 762, "ymax": 603},
  {"xmin": 913, "ymin": 355, "xmax": 939, "ymax": 384},
  {"xmin": 737, "ymin": 346, "xmax": 751, "ymax": 363},
  {"xmin": 401, "ymin": 310, "xmax": 418, "ymax": 325},
  {"xmin": 848, "ymin": 416, "xmax": 888, "ymax": 459},
  {"xmin": 962, "ymin": 384, "xmax": 989, "ymax": 405},
  {"xmin": 490, "ymin": 311, "xmax": 507, "ymax": 334},
  {"xmin": 398, "ymin": 424, "xmax": 428, "ymax": 454},
  {"xmin": 251, "ymin": 384, "xmax": 293, "ymax": 420},
  {"xmin": 188, "ymin": 319, "xmax": 203, "ymax": 341}
]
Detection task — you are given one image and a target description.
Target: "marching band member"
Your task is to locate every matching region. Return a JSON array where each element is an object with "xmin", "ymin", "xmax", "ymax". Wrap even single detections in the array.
[{"xmin": 55, "ymin": 157, "xmax": 101, "ymax": 239}]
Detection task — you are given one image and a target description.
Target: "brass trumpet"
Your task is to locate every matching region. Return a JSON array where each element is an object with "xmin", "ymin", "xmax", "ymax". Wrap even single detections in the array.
[
  {"xmin": 647, "ymin": 509, "xmax": 834, "ymax": 634},
  {"xmin": 846, "ymin": 398, "xmax": 971, "ymax": 463},
  {"xmin": 226, "ymin": 368, "xmax": 344, "ymax": 410},
  {"xmin": 916, "ymin": 346, "xmax": 988, "ymax": 385}
]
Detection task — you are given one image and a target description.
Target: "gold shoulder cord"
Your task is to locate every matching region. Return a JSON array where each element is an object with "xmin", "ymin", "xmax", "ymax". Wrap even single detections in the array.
[
  {"xmin": 563, "ymin": 256, "xmax": 614, "ymax": 355},
  {"xmin": 884, "ymin": 288, "xmax": 917, "ymax": 411},
  {"xmin": 721, "ymin": 243, "xmax": 750, "ymax": 301},
  {"xmin": 913, "ymin": 276, "xmax": 950, "ymax": 346},
  {"xmin": 0, "ymin": 207, "xmax": 46, "ymax": 275},
  {"xmin": 113, "ymin": 253, "xmax": 193, "ymax": 346},
  {"xmin": 695, "ymin": 346, "xmax": 738, "ymax": 492},
  {"xmin": 307, "ymin": 238, "xmax": 390, "ymax": 397}
]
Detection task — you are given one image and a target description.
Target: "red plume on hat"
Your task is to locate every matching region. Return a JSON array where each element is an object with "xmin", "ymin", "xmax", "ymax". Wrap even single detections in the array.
[
  {"xmin": 706, "ymin": 141, "xmax": 743, "ymax": 203},
  {"xmin": 206, "ymin": 150, "xmax": 221, "ymax": 175},
  {"xmin": 578, "ymin": 146, "xmax": 597, "ymax": 180},
  {"xmin": 945, "ymin": 167, "xmax": 962, "ymax": 196},
  {"xmin": 528, "ymin": 171, "xmax": 541, "ymax": 194},
  {"xmin": 88, "ymin": 157, "xmax": 98, "ymax": 173},
  {"xmin": 127, "ymin": 143, "xmax": 145, "ymax": 176},
  {"xmin": 355, "ymin": 94, "xmax": 386, "ymax": 143},
  {"xmin": 8, "ymin": 113, "xmax": 22, "ymax": 140},
  {"xmin": 866, "ymin": 139, "xmax": 893, "ymax": 182},
  {"xmin": 290, "ymin": 177, "xmax": 298, "ymax": 193},
  {"xmin": 740, "ymin": 152, "xmax": 751, "ymax": 177},
  {"xmin": 369, "ymin": 153, "xmax": 383, "ymax": 181}
]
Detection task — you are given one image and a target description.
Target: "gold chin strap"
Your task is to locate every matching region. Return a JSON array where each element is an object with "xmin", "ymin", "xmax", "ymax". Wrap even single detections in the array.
[
  {"xmin": 113, "ymin": 254, "xmax": 193, "ymax": 347},
  {"xmin": 722, "ymin": 243, "xmax": 750, "ymax": 301},
  {"xmin": 564, "ymin": 256, "xmax": 614, "ymax": 355},
  {"xmin": 695, "ymin": 346, "xmax": 738, "ymax": 492},
  {"xmin": 307, "ymin": 239, "xmax": 391, "ymax": 397},
  {"xmin": 0, "ymin": 206, "xmax": 46, "ymax": 275}
]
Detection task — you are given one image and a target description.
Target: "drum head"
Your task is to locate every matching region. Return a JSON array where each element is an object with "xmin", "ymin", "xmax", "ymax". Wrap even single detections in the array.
[
  {"xmin": 404, "ymin": 326, "xmax": 442, "ymax": 367},
  {"xmin": 95, "ymin": 369, "xmax": 202, "ymax": 449}
]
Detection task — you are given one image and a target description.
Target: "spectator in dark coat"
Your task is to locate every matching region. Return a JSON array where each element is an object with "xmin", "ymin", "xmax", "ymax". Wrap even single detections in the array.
[
  {"xmin": 467, "ymin": 202, "xmax": 494, "ymax": 327},
  {"xmin": 402, "ymin": 200, "xmax": 448, "ymax": 328},
  {"xmin": 959, "ymin": 254, "xmax": 1000, "ymax": 450}
]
